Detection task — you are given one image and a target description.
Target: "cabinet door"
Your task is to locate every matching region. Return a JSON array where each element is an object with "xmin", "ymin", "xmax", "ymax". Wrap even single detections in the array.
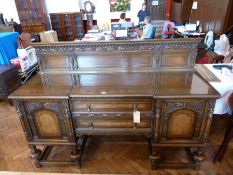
[
  {"xmin": 50, "ymin": 14, "xmax": 64, "ymax": 41},
  {"xmin": 72, "ymin": 13, "xmax": 84, "ymax": 39},
  {"xmin": 62, "ymin": 14, "xmax": 75, "ymax": 41},
  {"xmin": 147, "ymin": 0, "xmax": 166, "ymax": 20},
  {"xmin": 14, "ymin": 99, "xmax": 75, "ymax": 144},
  {"xmin": 155, "ymin": 99, "xmax": 213, "ymax": 144}
]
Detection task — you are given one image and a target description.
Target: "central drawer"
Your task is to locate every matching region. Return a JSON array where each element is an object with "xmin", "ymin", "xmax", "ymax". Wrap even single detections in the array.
[
  {"xmin": 73, "ymin": 113, "xmax": 153, "ymax": 135},
  {"xmin": 75, "ymin": 114, "xmax": 151, "ymax": 129},
  {"xmin": 70, "ymin": 98, "xmax": 154, "ymax": 113}
]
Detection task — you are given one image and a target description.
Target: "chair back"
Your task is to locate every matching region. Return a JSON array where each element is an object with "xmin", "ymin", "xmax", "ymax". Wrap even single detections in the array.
[
  {"xmin": 162, "ymin": 21, "xmax": 175, "ymax": 39},
  {"xmin": 228, "ymin": 93, "xmax": 233, "ymax": 117},
  {"xmin": 149, "ymin": 26, "xmax": 156, "ymax": 39}
]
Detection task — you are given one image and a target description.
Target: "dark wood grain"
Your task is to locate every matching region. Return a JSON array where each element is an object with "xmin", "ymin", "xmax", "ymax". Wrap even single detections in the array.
[{"xmin": 8, "ymin": 39, "xmax": 220, "ymax": 169}]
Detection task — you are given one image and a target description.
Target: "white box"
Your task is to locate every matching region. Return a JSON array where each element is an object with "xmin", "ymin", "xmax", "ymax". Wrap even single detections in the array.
[
  {"xmin": 39, "ymin": 30, "xmax": 58, "ymax": 43},
  {"xmin": 17, "ymin": 46, "xmax": 37, "ymax": 66},
  {"xmin": 10, "ymin": 56, "xmax": 30, "ymax": 72}
]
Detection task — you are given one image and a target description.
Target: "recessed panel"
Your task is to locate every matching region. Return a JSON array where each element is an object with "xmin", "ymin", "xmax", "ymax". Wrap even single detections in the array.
[
  {"xmin": 34, "ymin": 109, "xmax": 61, "ymax": 138},
  {"xmin": 167, "ymin": 109, "xmax": 196, "ymax": 139}
]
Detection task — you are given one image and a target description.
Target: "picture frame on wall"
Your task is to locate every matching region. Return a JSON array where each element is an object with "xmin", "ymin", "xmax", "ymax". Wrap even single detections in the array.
[{"xmin": 109, "ymin": 0, "xmax": 131, "ymax": 12}]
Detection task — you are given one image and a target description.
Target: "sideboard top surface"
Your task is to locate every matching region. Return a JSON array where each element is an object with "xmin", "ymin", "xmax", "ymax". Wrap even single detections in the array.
[
  {"xmin": 8, "ymin": 75, "xmax": 72, "ymax": 99},
  {"xmin": 9, "ymin": 71, "xmax": 220, "ymax": 99}
]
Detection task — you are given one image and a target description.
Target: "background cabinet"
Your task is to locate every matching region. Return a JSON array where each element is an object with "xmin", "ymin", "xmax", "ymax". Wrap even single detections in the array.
[
  {"xmin": 190, "ymin": 0, "xmax": 233, "ymax": 35},
  {"xmin": 0, "ymin": 65, "xmax": 21, "ymax": 101},
  {"xmin": 170, "ymin": 0, "xmax": 193, "ymax": 23},
  {"xmin": 50, "ymin": 13, "xmax": 84, "ymax": 41},
  {"xmin": 14, "ymin": 0, "xmax": 46, "ymax": 34},
  {"xmin": 147, "ymin": 0, "xmax": 167, "ymax": 20}
]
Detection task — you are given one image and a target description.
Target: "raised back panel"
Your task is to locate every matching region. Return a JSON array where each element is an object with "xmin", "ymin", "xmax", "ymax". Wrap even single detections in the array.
[
  {"xmin": 40, "ymin": 54, "xmax": 72, "ymax": 71},
  {"xmin": 76, "ymin": 52, "xmax": 153, "ymax": 69},
  {"xmin": 158, "ymin": 72, "xmax": 192, "ymax": 87},
  {"xmin": 41, "ymin": 74, "xmax": 74, "ymax": 86},
  {"xmin": 160, "ymin": 50, "xmax": 191, "ymax": 68},
  {"xmin": 78, "ymin": 73, "xmax": 150, "ymax": 86},
  {"xmin": 34, "ymin": 109, "xmax": 61, "ymax": 138},
  {"xmin": 167, "ymin": 109, "xmax": 196, "ymax": 139}
]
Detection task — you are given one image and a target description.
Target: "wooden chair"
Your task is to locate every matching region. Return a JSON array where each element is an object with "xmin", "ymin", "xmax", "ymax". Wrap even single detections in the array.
[
  {"xmin": 213, "ymin": 92, "xmax": 233, "ymax": 163},
  {"xmin": 197, "ymin": 51, "xmax": 224, "ymax": 64}
]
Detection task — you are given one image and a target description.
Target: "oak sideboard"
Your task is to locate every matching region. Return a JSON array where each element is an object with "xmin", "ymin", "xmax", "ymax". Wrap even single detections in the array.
[{"xmin": 9, "ymin": 39, "xmax": 220, "ymax": 169}]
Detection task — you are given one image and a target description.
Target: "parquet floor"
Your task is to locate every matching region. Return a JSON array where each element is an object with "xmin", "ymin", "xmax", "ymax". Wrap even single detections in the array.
[{"xmin": 0, "ymin": 100, "xmax": 233, "ymax": 175}]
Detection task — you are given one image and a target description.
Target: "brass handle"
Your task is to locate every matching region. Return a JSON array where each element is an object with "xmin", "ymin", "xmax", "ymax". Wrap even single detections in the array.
[
  {"xmin": 134, "ymin": 123, "xmax": 137, "ymax": 130},
  {"xmin": 89, "ymin": 122, "xmax": 93, "ymax": 129},
  {"xmin": 87, "ymin": 104, "xmax": 91, "ymax": 112}
]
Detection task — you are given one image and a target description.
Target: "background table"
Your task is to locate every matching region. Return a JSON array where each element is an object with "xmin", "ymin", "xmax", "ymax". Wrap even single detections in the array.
[
  {"xmin": 204, "ymin": 64, "xmax": 233, "ymax": 114},
  {"xmin": 0, "ymin": 32, "xmax": 19, "ymax": 65}
]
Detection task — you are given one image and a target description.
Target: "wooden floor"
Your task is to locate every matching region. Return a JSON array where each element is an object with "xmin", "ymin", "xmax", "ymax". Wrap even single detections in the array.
[{"xmin": 0, "ymin": 100, "xmax": 233, "ymax": 175}]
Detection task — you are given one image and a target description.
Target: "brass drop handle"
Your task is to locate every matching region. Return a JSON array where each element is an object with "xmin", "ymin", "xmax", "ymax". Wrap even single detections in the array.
[
  {"xmin": 89, "ymin": 122, "xmax": 94, "ymax": 129},
  {"xmin": 134, "ymin": 123, "xmax": 137, "ymax": 130},
  {"xmin": 87, "ymin": 104, "xmax": 91, "ymax": 112}
]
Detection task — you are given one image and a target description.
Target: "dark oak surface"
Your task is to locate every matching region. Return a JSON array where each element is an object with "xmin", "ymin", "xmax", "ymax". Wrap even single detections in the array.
[
  {"xmin": 9, "ymin": 76, "xmax": 71, "ymax": 99},
  {"xmin": 9, "ymin": 71, "xmax": 219, "ymax": 99},
  {"xmin": 8, "ymin": 39, "xmax": 220, "ymax": 169},
  {"xmin": 1, "ymin": 100, "xmax": 233, "ymax": 174}
]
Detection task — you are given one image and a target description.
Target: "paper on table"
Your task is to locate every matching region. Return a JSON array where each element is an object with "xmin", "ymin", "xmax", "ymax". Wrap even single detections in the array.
[{"xmin": 204, "ymin": 64, "xmax": 233, "ymax": 114}]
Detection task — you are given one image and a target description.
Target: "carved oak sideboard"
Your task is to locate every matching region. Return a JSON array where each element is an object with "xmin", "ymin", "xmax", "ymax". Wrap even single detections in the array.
[{"xmin": 9, "ymin": 39, "xmax": 220, "ymax": 169}]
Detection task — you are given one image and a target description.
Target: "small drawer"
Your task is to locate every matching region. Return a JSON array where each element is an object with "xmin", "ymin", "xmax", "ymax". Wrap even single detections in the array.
[
  {"xmin": 73, "ymin": 113, "xmax": 152, "ymax": 130},
  {"xmin": 70, "ymin": 98, "xmax": 154, "ymax": 113},
  {"xmin": 75, "ymin": 118, "xmax": 151, "ymax": 129}
]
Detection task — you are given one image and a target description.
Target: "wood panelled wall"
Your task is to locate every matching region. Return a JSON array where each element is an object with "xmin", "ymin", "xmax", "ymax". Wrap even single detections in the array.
[{"xmin": 190, "ymin": 0, "xmax": 233, "ymax": 35}]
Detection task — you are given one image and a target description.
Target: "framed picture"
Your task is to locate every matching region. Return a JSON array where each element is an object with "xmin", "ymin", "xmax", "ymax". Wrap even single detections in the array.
[{"xmin": 109, "ymin": 0, "xmax": 131, "ymax": 12}]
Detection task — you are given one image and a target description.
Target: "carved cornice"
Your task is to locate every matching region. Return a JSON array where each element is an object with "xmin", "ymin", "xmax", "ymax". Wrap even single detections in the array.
[{"xmin": 32, "ymin": 39, "xmax": 201, "ymax": 54}]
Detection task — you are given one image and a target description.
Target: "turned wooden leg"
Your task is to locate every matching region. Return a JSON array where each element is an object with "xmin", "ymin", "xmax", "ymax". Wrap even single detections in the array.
[
  {"xmin": 70, "ymin": 136, "xmax": 88, "ymax": 168},
  {"xmin": 28, "ymin": 145, "xmax": 42, "ymax": 168},
  {"xmin": 213, "ymin": 120, "xmax": 233, "ymax": 163},
  {"xmin": 193, "ymin": 148, "xmax": 205, "ymax": 171},
  {"xmin": 149, "ymin": 149, "xmax": 160, "ymax": 169},
  {"xmin": 70, "ymin": 145, "xmax": 81, "ymax": 168}
]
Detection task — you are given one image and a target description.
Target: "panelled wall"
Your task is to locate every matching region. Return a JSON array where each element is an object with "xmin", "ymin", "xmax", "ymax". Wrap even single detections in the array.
[{"xmin": 190, "ymin": 0, "xmax": 233, "ymax": 35}]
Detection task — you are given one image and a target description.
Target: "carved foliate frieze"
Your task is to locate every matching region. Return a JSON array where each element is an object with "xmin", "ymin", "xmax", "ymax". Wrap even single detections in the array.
[
  {"xmin": 185, "ymin": 102, "xmax": 203, "ymax": 114},
  {"xmin": 44, "ymin": 103, "xmax": 60, "ymax": 112},
  {"xmin": 166, "ymin": 101, "xmax": 204, "ymax": 115},
  {"xmin": 25, "ymin": 102, "xmax": 60, "ymax": 114},
  {"xmin": 34, "ymin": 41, "xmax": 200, "ymax": 54},
  {"xmin": 167, "ymin": 102, "xmax": 184, "ymax": 114}
]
